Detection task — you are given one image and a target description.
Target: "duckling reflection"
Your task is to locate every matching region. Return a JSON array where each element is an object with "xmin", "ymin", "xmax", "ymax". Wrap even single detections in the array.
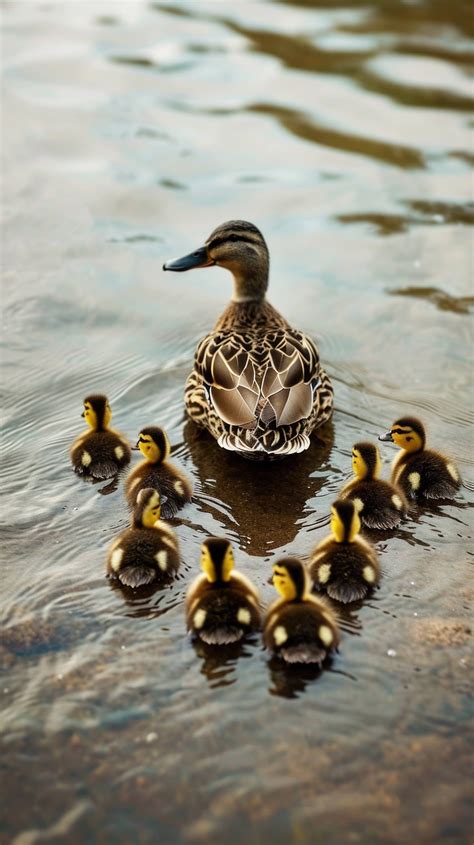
[
  {"xmin": 191, "ymin": 638, "xmax": 252, "ymax": 689},
  {"xmin": 267, "ymin": 655, "xmax": 327, "ymax": 699},
  {"xmin": 184, "ymin": 419, "xmax": 334, "ymax": 555},
  {"xmin": 107, "ymin": 578, "xmax": 176, "ymax": 618}
]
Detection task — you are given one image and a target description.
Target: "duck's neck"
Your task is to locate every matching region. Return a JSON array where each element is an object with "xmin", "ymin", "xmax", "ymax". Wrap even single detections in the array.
[
  {"xmin": 230, "ymin": 258, "xmax": 268, "ymax": 303},
  {"xmin": 215, "ymin": 299, "xmax": 290, "ymax": 331}
]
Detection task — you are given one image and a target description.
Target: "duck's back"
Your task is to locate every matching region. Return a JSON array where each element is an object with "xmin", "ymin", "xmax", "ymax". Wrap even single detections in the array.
[{"xmin": 185, "ymin": 300, "xmax": 333, "ymax": 457}]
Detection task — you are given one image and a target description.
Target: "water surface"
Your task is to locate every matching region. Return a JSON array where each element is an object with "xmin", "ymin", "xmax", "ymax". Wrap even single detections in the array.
[{"xmin": 2, "ymin": 1, "xmax": 473, "ymax": 843}]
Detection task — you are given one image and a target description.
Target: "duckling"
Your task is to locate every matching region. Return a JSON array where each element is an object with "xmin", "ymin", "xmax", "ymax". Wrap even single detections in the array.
[
  {"xmin": 263, "ymin": 557, "xmax": 340, "ymax": 664},
  {"xmin": 379, "ymin": 417, "xmax": 461, "ymax": 500},
  {"xmin": 70, "ymin": 394, "xmax": 131, "ymax": 479},
  {"xmin": 106, "ymin": 488, "xmax": 180, "ymax": 588},
  {"xmin": 308, "ymin": 499, "xmax": 380, "ymax": 603},
  {"xmin": 340, "ymin": 441, "xmax": 407, "ymax": 529},
  {"xmin": 186, "ymin": 537, "xmax": 261, "ymax": 644},
  {"xmin": 163, "ymin": 221, "xmax": 333, "ymax": 458},
  {"xmin": 124, "ymin": 426, "xmax": 193, "ymax": 517}
]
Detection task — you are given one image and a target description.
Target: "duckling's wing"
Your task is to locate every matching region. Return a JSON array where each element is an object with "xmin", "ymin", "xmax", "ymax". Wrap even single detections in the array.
[{"xmin": 195, "ymin": 329, "xmax": 323, "ymax": 455}]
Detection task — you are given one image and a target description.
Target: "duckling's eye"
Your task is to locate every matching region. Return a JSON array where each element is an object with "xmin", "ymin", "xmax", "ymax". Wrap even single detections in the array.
[{"xmin": 405, "ymin": 436, "xmax": 413, "ymax": 442}]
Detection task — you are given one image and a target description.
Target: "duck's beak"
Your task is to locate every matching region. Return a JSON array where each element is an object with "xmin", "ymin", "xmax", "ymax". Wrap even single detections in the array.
[
  {"xmin": 378, "ymin": 430, "xmax": 393, "ymax": 442},
  {"xmin": 162, "ymin": 245, "xmax": 213, "ymax": 272}
]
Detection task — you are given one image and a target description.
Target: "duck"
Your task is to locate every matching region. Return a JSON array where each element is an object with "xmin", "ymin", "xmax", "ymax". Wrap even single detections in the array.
[
  {"xmin": 163, "ymin": 220, "xmax": 333, "ymax": 459},
  {"xmin": 124, "ymin": 426, "xmax": 193, "ymax": 517},
  {"xmin": 263, "ymin": 557, "xmax": 340, "ymax": 663},
  {"xmin": 379, "ymin": 416, "xmax": 461, "ymax": 500},
  {"xmin": 308, "ymin": 499, "xmax": 380, "ymax": 603},
  {"xmin": 340, "ymin": 441, "xmax": 407, "ymax": 529},
  {"xmin": 186, "ymin": 537, "xmax": 261, "ymax": 644},
  {"xmin": 70, "ymin": 394, "xmax": 131, "ymax": 479},
  {"xmin": 106, "ymin": 488, "xmax": 180, "ymax": 588}
]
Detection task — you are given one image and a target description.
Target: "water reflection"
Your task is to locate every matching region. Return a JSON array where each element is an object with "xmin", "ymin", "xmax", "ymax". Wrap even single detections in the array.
[
  {"xmin": 267, "ymin": 655, "xmax": 327, "ymax": 698},
  {"xmin": 191, "ymin": 638, "xmax": 251, "ymax": 688},
  {"xmin": 184, "ymin": 419, "xmax": 334, "ymax": 555}
]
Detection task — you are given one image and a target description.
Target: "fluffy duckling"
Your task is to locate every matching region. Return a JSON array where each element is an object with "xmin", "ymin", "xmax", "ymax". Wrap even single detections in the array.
[
  {"xmin": 124, "ymin": 426, "xmax": 193, "ymax": 518},
  {"xmin": 340, "ymin": 441, "xmax": 407, "ymax": 529},
  {"xmin": 106, "ymin": 488, "xmax": 180, "ymax": 588},
  {"xmin": 308, "ymin": 500, "xmax": 380, "ymax": 603},
  {"xmin": 379, "ymin": 417, "xmax": 461, "ymax": 500},
  {"xmin": 186, "ymin": 537, "xmax": 261, "ymax": 644},
  {"xmin": 163, "ymin": 220, "xmax": 333, "ymax": 458},
  {"xmin": 70, "ymin": 394, "xmax": 131, "ymax": 479},
  {"xmin": 263, "ymin": 557, "xmax": 340, "ymax": 664}
]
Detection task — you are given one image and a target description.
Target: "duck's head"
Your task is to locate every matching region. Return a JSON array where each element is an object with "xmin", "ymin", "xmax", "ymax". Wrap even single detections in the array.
[
  {"xmin": 200, "ymin": 537, "xmax": 235, "ymax": 584},
  {"xmin": 352, "ymin": 441, "xmax": 382, "ymax": 480},
  {"xmin": 379, "ymin": 417, "xmax": 425, "ymax": 453},
  {"xmin": 135, "ymin": 426, "xmax": 171, "ymax": 463},
  {"xmin": 330, "ymin": 499, "xmax": 361, "ymax": 543},
  {"xmin": 133, "ymin": 487, "xmax": 161, "ymax": 528},
  {"xmin": 163, "ymin": 220, "xmax": 269, "ymax": 303},
  {"xmin": 81, "ymin": 394, "xmax": 111, "ymax": 431},
  {"xmin": 272, "ymin": 557, "xmax": 308, "ymax": 601}
]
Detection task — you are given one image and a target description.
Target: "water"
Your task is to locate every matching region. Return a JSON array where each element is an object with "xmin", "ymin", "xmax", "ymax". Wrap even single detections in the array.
[{"xmin": 2, "ymin": 1, "xmax": 473, "ymax": 843}]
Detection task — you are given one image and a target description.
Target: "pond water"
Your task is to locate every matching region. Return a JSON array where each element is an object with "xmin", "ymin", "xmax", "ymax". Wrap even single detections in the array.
[{"xmin": 2, "ymin": 1, "xmax": 473, "ymax": 843}]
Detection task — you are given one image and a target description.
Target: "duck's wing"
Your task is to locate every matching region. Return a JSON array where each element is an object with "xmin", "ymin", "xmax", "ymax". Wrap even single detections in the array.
[{"xmin": 194, "ymin": 329, "xmax": 324, "ymax": 455}]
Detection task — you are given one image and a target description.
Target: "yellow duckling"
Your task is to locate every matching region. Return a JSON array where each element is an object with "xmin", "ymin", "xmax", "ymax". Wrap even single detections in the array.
[
  {"xmin": 186, "ymin": 537, "xmax": 261, "ymax": 644},
  {"xmin": 70, "ymin": 394, "xmax": 131, "ymax": 479},
  {"xmin": 308, "ymin": 499, "xmax": 380, "ymax": 603},
  {"xmin": 340, "ymin": 441, "xmax": 407, "ymax": 529},
  {"xmin": 263, "ymin": 557, "xmax": 340, "ymax": 664},
  {"xmin": 106, "ymin": 488, "xmax": 180, "ymax": 588},
  {"xmin": 379, "ymin": 416, "xmax": 461, "ymax": 500},
  {"xmin": 163, "ymin": 220, "xmax": 333, "ymax": 458},
  {"xmin": 124, "ymin": 426, "xmax": 193, "ymax": 517}
]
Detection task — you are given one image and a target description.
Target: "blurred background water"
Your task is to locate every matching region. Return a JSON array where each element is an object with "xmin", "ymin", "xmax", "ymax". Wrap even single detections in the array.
[{"xmin": 1, "ymin": 1, "xmax": 473, "ymax": 843}]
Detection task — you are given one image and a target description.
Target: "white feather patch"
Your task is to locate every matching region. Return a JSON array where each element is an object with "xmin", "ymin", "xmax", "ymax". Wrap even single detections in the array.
[
  {"xmin": 319, "ymin": 625, "xmax": 333, "ymax": 646},
  {"xmin": 155, "ymin": 550, "xmax": 167, "ymax": 571},
  {"xmin": 391, "ymin": 494, "xmax": 403, "ymax": 510},
  {"xmin": 173, "ymin": 480, "xmax": 184, "ymax": 496},
  {"xmin": 363, "ymin": 565, "xmax": 375, "ymax": 583},
  {"xmin": 114, "ymin": 446, "xmax": 124, "ymax": 460},
  {"xmin": 446, "ymin": 463, "xmax": 459, "ymax": 481},
  {"xmin": 408, "ymin": 472, "xmax": 420, "ymax": 491},
  {"xmin": 81, "ymin": 451, "xmax": 92, "ymax": 467},
  {"xmin": 193, "ymin": 609, "xmax": 206, "ymax": 629},
  {"xmin": 128, "ymin": 477, "xmax": 140, "ymax": 492},
  {"xmin": 237, "ymin": 608, "xmax": 251, "ymax": 625},
  {"xmin": 318, "ymin": 563, "xmax": 331, "ymax": 584},
  {"xmin": 110, "ymin": 548, "xmax": 124, "ymax": 571},
  {"xmin": 352, "ymin": 497, "xmax": 364, "ymax": 513},
  {"xmin": 274, "ymin": 625, "xmax": 288, "ymax": 645}
]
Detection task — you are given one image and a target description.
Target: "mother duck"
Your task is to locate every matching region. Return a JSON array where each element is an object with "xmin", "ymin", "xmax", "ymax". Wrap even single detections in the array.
[{"xmin": 163, "ymin": 221, "xmax": 333, "ymax": 458}]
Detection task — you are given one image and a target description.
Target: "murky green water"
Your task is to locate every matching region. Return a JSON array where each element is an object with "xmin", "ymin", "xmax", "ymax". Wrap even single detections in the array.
[{"xmin": 2, "ymin": 1, "xmax": 473, "ymax": 843}]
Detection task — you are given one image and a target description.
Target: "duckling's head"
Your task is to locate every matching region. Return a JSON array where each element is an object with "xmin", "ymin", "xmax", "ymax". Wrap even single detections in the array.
[
  {"xmin": 330, "ymin": 499, "xmax": 361, "ymax": 543},
  {"xmin": 163, "ymin": 220, "xmax": 269, "ymax": 303},
  {"xmin": 136, "ymin": 426, "xmax": 171, "ymax": 463},
  {"xmin": 272, "ymin": 557, "xmax": 308, "ymax": 601},
  {"xmin": 379, "ymin": 417, "xmax": 425, "ymax": 453},
  {"xmin": 352, "ymin": 441, "xmax": 382, "ymax": 480},
  {"xmin": 82, "ymin": 394, "xmax": 111, "ymax": 431},
  {"xmin": 200, "ymin": 537, "xmax": 235, "ymax": 583},
  {"xmin": 133, "ymin": 487, "xmax": 161, "ymax": 528}
]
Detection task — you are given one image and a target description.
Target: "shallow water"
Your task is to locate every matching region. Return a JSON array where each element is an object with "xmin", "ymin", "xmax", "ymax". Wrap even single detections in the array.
[{"xmin": 1, "ymin": 1, "xmax": 473, "ymax": 843}]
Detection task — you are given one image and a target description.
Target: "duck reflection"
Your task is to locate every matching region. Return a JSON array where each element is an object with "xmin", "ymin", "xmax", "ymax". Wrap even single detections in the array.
[
  {"xmin": 191, "ymin": 638, "xmax": 253, "ymax": 689},
  {"xmin": 184, "ymin": 419, "xmax": 334, "ymax": 555}
]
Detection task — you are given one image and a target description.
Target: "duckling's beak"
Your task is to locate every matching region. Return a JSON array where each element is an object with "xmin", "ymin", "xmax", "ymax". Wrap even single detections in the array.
[
  {"xmin": 81, "ymin": 411, "xmax": 85, "ymax": 418},
  {"xmin": 163, "ymin": 246, "xmax": 213, "ymax": 272},
  {"xmin": 379, "ymin": 430, "xmax": 393, "ymax": 442}
]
